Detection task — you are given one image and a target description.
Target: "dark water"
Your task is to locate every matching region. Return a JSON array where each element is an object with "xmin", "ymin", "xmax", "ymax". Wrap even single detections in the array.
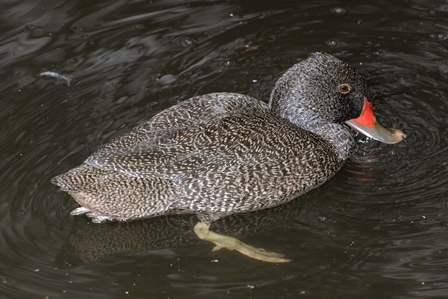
[{"xmin": 1, "ymin": 0, "xmax": 448, "ymax": 298}]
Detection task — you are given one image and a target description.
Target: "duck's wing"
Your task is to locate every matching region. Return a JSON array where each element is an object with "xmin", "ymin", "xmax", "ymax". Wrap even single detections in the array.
[{"xmin": 85, "ymin": 93, "xmax": 270, "ymax": 178}]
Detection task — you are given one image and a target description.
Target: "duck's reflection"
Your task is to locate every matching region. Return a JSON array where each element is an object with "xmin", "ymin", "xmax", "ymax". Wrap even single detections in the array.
[{"xmin": 57, "ymin": 191, "xmax": 330, "ymax": 267}]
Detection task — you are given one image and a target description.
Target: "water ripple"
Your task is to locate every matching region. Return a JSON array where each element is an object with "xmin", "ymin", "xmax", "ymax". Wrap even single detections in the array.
[
  {"xmin": 1, "ymin": 0, "xmax": 448, "ymax": 298},
  {"xmin": 331, "ymin": 56, "xmax": 448, "ymax": 208}
]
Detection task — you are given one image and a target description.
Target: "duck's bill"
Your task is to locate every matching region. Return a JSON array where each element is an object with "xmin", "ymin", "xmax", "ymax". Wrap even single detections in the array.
[
  {"xmin": 346, "ymin": 98, "xmax": 406, "ymax": 144},
  {"xmin": 346, "ymin": 119, "xmax": 405, "ymax": 144}
]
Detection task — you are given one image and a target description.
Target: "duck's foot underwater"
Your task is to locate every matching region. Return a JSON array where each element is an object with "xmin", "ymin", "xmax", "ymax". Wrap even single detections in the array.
[{"xmin": 193, "ymin": 223, "xmax": 291, "ymax": 263}]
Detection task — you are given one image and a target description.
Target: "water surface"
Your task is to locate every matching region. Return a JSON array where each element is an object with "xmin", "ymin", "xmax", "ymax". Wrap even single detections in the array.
[{"xmin": 1, "ymin": 0, "xmax": 448, "ymax": 298}]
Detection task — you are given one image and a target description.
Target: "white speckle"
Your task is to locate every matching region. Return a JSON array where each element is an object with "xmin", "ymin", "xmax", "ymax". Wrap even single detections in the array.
[{"xmin": 331, "ymin": 7, "xmax": 347, "ymax": 14}]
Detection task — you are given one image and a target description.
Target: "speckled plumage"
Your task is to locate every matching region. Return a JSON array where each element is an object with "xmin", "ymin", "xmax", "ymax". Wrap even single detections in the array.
[{"xmin": 52, "ymin": 53, "xmax": 368, "ymax": 224}]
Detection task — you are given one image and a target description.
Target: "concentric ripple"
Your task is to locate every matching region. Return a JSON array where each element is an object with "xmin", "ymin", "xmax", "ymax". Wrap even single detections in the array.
[
  {"xmin": 332, "ymin": 57, "xmax": 448, "ymax": 208},
  {"xmin": 2, "ymin": 1, "xmax": 448, "ymax": 298}
]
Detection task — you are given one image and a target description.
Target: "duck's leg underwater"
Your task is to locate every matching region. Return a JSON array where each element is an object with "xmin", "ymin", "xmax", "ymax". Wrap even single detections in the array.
[{"xmin": 193, "ymin": 222, "xmax": 291, "ymax": 263}]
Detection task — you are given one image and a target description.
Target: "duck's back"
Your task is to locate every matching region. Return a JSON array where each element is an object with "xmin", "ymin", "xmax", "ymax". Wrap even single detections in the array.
[{"xmin": 52, "ymin": 93, "xmax": 341, "ymax": 222}]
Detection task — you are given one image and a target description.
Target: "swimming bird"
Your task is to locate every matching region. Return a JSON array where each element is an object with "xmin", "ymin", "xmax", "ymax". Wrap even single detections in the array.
[{"xmin": 52, "ymin": 52, "xmax": 405, "ymax": 262}]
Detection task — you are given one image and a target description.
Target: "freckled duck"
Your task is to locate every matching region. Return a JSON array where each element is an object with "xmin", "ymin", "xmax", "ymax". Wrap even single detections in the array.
[{"xmin": 52, "ymin": 52, "xmax": 405, "ymax": 262}]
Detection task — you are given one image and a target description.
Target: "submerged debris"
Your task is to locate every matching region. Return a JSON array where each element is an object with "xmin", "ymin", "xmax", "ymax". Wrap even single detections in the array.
[
  {"xmin": 40, "ymin": 71, "xmax": 73, "ymax": 86},
  {"xmin": 245, "ymin": 44, "xmax": 261, "ymax": 52}
]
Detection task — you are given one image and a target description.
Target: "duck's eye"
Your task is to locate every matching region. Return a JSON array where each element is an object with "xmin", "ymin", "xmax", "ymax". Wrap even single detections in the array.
[{"xmin": 338, "ymin": 84, "xmax": 351, "ymax": 94}]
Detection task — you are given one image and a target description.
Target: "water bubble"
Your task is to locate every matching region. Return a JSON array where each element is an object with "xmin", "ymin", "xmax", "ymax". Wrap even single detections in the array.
[
  {"xmin": 24, "ymin": 24, "xmax": 34, "ymax": 30},
  {"xmin": 331, "ymin": 7, "xmax": 347, "ymax": 14},
  {"xmin": 179, "ymin": 38, "xmax": 196, "ymax": 47},
  {"xmin": 326, "ymin": 40, "xmax": 339, "ymax": 47},
  {"xmin": 134, "ymin": 24, "xmax": 145, "ymax": 30},
  {"xmin": 218, "ymin": 60, "xmax": 234, "ymax": 67},
  {"xmin": 223, "ymin": 60, "xmax": 233, "ymax": 67},
  {"xmin": 72, "ymin": 26, "xmax": 83, "ymax": 32},
  {"xmin": 319, "ymin": 216, "xmax": 328, "ymax": 222}
]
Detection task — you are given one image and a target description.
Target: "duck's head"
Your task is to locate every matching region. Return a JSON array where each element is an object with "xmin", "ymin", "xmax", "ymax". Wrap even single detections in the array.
[{"xmin": 269, "ymin": 52, "xmax": 405, "ymax": 144}]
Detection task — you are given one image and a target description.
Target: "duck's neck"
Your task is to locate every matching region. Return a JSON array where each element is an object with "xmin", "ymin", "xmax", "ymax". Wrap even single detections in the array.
[
  {"xmin": 268, "ymin": 100, "xmax": 354, "ymax": 162},
  {"xmin": 302, "ymin": 122, "xmax": 354, "ymax": 162}
]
